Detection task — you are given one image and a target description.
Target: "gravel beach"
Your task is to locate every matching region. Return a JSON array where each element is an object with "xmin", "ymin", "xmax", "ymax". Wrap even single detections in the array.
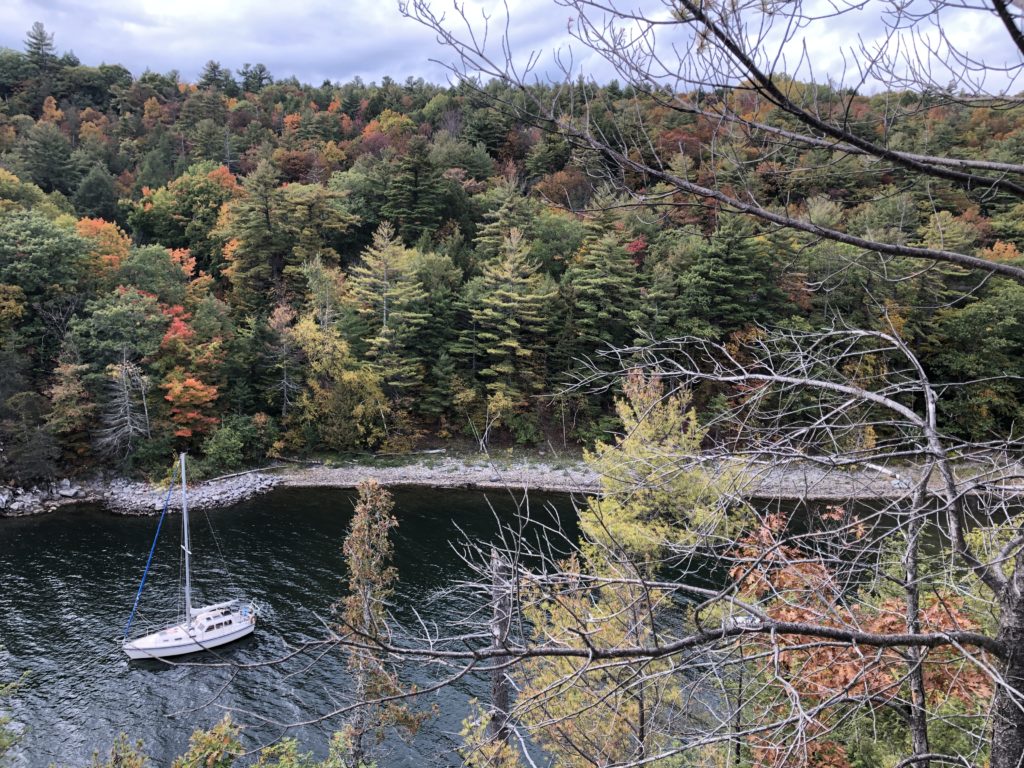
[{"xmin": 4, "ymin": 452, "xmax": 1021, "ymax": 517}]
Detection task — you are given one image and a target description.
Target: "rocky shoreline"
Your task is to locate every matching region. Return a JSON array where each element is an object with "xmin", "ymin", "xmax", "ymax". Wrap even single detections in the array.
[
  {"xmin": 2, "ymin": 453, "xmax": 1020, "ymax": 518},
  {"xmin": 0, "ymin": 457, "xmax": 596, "ymax": 518},
  {"xmin": 0, "ymin": 470, "xmax": 282, "ymax": 517}
]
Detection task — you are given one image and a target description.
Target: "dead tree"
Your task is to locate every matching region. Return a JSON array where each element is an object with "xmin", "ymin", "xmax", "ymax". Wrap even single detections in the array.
[
  {"xmin": 95, "ymin": 354, "xmax": 151, "ymax": 459},
  {"xmin": 488, "ymin": 547, "xmax": 513, "ymax": 744}
]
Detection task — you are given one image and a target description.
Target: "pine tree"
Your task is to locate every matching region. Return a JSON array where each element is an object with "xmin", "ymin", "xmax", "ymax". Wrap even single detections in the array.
[
  {"xmin": 237, "ymin": 62, "xmax": 273, "ymax": 93},
  {"xmin": 462, "ymin": 229, "xmax": 556, "ymax": 408},
  {"xmin": 676, "ymin": 218, "xmax": 792, "ymax": 337},
  {"xmin": 18, "ymin": 122, "xmax": 74, "ymax": 194},
  {"xmin": 222, "ymin": 160, "xmax": 288, "ymax": 309},
  {"xmin": 406, "ymin": 251, "xmax": 462, "ymax": 419},
  {"xmin": 278, "ymin": 182, "xmax": 356, "ymax": 300},
  {"xmin": 382, "ymin": 136, "xmax": 445, "ymax": 244},
  {"xmin": 23, "ymin": 23, "xmax": 55, "ymax": 72},
  {"xmin": 472, "ymin": 179, "xmax": 536, "ymax": 264},
  {"xmin": 561, "ymin": 233, "xmax": 641, "ymax": 355},
  {"xmin": 72, "ymin": 163, "xmax": 118, "ymax": 221},
  {"xmin": 638, "ymin": 227, "xmax": 712, "ymax": 339},
  {"xmin": 347, "ymin": 223, "xmax": 429, "ymax": 393}
]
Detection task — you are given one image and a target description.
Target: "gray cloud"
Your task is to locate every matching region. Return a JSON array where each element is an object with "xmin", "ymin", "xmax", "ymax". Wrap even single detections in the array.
[{"xmin": 0, "ymin": 0, "xmax": 1016, "ymax": 93}]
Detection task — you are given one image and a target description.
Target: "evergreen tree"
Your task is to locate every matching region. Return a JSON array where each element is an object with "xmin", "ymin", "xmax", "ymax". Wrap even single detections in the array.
[
  {"xmin": 638, "ymin": 226, "xmax": 714, "ymax": 339},
  {"xmin": 72, "ymin": 163, "xmax": 118, "ymax": 221},
  {"xmin": 561, "ymin": 233, "xmax": 641, "ymax": 355},
  {"xmin": 197, "ymin": 60, "xmax": 238, "ymax": 96},
  {"xmin": 382, "ymin": 136, "xmax": 445, "ymax": 244},
  {"xmin": 18, "ymin": 122, "xmax": 74, "ymax": 194},
  {"xmin": 238, "ymin": 62, "xmax": 273, "ymax": 93},
  {"xmin": 133, "ymin": 128, "xmax": 176, "ymax": 192},
  {"xmin": 222, "ymin": 160, "xmax": 288, "ymax": 309},
  {"xmin": 347, "ymin": 223, "xmax": 429, "ymax": 393},
  {"xmin": 408, "ymin": 251, "xmax": 463, "ymax": 419},
  {"xmin": 0, "ymin": 394, "xmax": 58, "ymax": 484},
  {"xmin": 118, "ymin": 245, "xmax": 189, "ymax": 306},
  {"xmin": 460, "ymin": 229, "xmax": 556, "ymax": 413},
  {"xmin": 525, "ymin": 131, "xmax": 572, "ymax": 179},
  {"xmin": 676, "ymin": 218, "xmax": 792, "ymax": 337},
  {"xmin": 23, "ymin": 22, "xmax": 55, "ymax": 73},
  {"xmin": 472, "ymin": 179, "xmax": 535, "ymax": 265},
  {"xmin": 278, "ymin": 181, "xmax": 357, "ymax": 298}
]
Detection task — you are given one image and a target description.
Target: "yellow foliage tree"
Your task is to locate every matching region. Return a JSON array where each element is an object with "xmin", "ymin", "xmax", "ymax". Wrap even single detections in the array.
[
  {"xmin": 287, "ymin": 315, "xmax": 388, "ymax": 452},
  {"xmin": 582, "ymin": 370, "xmax": 731, "ymax": 563}
]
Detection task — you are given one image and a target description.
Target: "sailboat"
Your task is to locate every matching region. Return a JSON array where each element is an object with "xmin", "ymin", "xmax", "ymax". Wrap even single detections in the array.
[{"xmin": 122, "ymin": 453, "xmax": 257, "ymax": 659}]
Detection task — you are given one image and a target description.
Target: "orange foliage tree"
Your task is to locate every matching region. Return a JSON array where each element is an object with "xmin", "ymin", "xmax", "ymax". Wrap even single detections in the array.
[
  {"xmin": 76, "ymin": 217, "xmax": 131, "ymax": 274},
  {"xmin": 161, "ymin": 370, "xmax": 219, "ymax": 439}
]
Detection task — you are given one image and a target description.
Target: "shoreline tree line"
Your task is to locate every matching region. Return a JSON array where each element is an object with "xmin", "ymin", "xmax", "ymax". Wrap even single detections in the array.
[{"xmin": 2, "ymin": 23, "xmax": 1022, "ymax": 483}]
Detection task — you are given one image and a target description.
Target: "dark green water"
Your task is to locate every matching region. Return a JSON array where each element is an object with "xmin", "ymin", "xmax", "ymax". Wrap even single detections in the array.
[{"xmin": 0, "ymin": 486, "xmax": 577, "ymax": 767}]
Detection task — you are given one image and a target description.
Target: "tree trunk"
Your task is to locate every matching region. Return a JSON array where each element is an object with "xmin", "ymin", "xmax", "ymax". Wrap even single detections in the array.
[
  {"xmin": 904, "ymin": 507, "xmax": 930, "ymax": 766},
  {"xmin": 991, "ymin": 581, "xmax": 1024, "ymax": 768},
  {"xmin": 488, "ymin": 548, "xmax": 512, "ymax": 743}
]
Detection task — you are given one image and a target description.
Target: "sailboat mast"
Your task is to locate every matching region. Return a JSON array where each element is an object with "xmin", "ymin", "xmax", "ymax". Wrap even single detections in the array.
[{"xmin": 180, "ymin": 452, "xmax": 193, "ymax": 624}]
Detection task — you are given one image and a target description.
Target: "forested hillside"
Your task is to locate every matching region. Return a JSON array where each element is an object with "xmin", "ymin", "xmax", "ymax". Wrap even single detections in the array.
[{"xmin": 2, "ymin": 21, "xmax": 1022, "ymax": 482}]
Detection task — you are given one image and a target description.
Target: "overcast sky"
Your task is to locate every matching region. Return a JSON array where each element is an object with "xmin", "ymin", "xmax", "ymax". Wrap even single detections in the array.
[
  {"xmin": 0, "ymin": 0, "xmax": 1018, "ymax": 92},
  {"xmin": 0, "ymin": 0, "xmax": 582, "ymax": 85}
]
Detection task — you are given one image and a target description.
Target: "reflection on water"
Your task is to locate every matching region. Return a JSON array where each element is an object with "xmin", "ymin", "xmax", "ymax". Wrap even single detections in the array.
[{"xmin": 0, "ymin": 486, "xmax": 577, "ymax": 767}]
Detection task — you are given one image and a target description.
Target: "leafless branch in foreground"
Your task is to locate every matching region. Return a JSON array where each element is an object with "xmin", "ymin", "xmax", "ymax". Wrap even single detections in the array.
[
  {"xmin": 402, "ymin": 0, "xmax": 1024, "ymax": 285},
  {"xmin": 351, "ymin": 326, "xmax": 1024, "ymax": 768}
]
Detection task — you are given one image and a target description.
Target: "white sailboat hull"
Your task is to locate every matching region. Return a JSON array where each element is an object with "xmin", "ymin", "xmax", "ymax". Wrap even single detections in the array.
[
  {"xmin": 123, "ymin": 601, "xmax": 256, "ymax": 659},
  {"xmin": 123, "ymin": 455, "xmax": 261, "ymax": 660}
]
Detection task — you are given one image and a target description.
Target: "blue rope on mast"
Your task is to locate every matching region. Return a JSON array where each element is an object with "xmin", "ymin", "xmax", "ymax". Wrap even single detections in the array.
[{"xmin": 123, "ymin": 475, "xmax": 175, "ymax": 641}]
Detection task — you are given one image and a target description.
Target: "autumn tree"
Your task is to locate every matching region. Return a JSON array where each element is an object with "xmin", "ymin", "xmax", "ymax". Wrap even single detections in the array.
[
  {"xmin": 357, "ymin": 329, "xmax": 1024, "ymax": 768},
  {"xmin": 130, "ymin": 162, "xmax": 241, "ymax": 275},
  {"xmin": 45, "ymin": 348, "xmax": 96, "ymax": 462},
  {"xmin": 286, "ymin": 315, "xmax": 387, "ymax": 452},
  {"xmin": 76, "ymin": 217, "xmax": 131, "ymax": 277},
  {"xmin": 161, "ymin": 370, "xmax": 219, "ymax": 441},
  {"xmin": 265, "ymin": 303, "xmax": 302, "ymax": 419},
  {"xmin": 403, "ymin": 0, "xmax": 1024, "ymax": 289}
]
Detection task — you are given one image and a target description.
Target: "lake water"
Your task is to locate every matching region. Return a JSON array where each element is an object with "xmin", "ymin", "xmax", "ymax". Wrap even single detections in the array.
[{"xmin": 0, "ymin": 486, "xmax": 578, "ymax": 767}]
